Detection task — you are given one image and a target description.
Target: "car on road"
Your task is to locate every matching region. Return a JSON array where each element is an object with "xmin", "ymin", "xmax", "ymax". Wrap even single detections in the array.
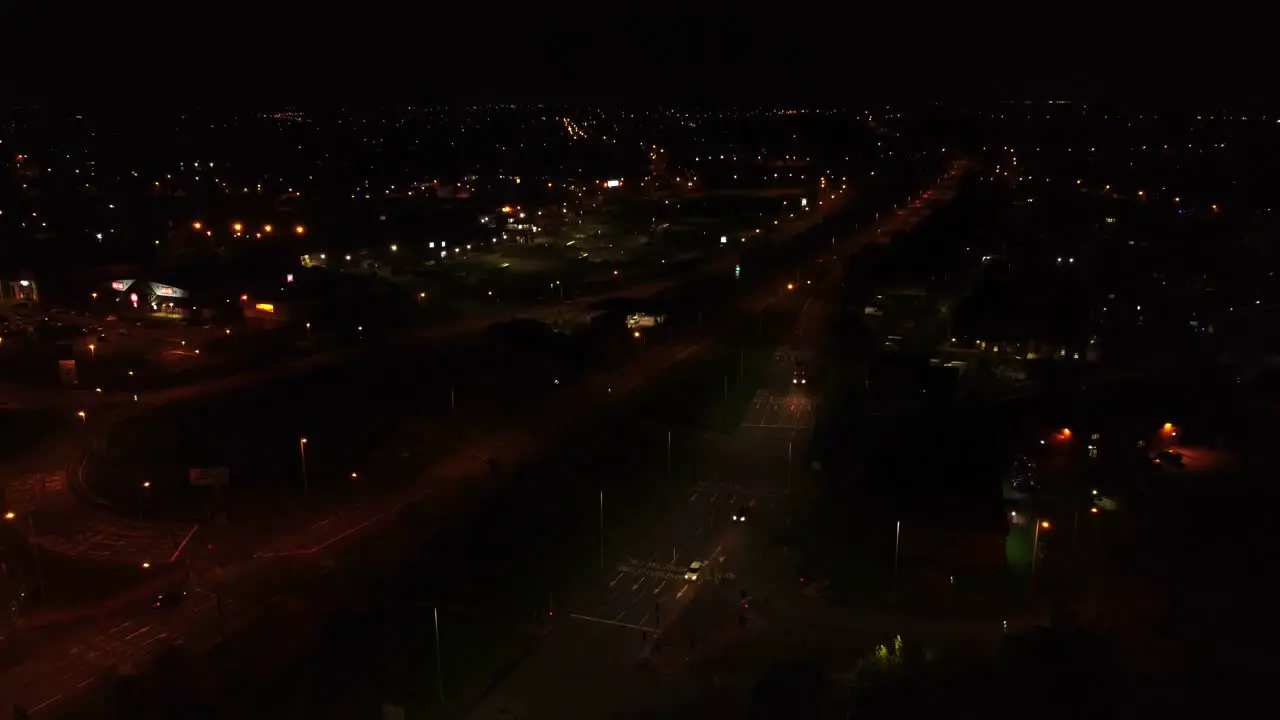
[
  {"xmin": 793, "ymin": 362, "xmax": 807, "ymax": 385},
  {"xmin": 685, "ymin": 561, "xmax": 705, "ymax": 581},
  {"xmin": 151, "ymin": 589, "xmax": 188, "ymax": 609},
  {"xmin": 732, "ymin": 505, "xmax": 749, "ymax": 522},
  {"xmin": 1154, "ymin": 450, "xmax": 1183, "ymax": 467}
]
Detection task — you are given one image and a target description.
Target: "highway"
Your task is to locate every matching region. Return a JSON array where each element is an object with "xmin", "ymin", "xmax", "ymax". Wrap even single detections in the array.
[
  {"xmin": 462, "ymin": 164, "xmax": 966, "ymax": 718},
  {"xmin": 0, "ymin": 182, "xmax": 863, "ymax": 714}
]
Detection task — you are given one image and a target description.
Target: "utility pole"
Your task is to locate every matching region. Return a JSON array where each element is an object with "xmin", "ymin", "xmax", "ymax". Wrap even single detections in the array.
[
  {"xmin": 666, "ymin": 430, "xmax": 672, "ymax": 474},
  {"xmin": 599, "ymin": 490, "xmax": 605, "ymax": 570}
]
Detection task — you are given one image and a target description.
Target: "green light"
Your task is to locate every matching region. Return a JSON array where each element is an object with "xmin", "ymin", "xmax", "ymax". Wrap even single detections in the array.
[{"xmin": 734, "ymin": 265, "xmax": 741, "ymax": 278}]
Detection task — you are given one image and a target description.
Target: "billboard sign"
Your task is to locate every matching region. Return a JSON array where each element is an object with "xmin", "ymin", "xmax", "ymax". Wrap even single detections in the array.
[
  {"xmin": 189, "ymin": 467, "xmax": 230, "ymax": 487},
  {"xmin": 149, "ymin": 282, "xmax": 186, "ymax": 298},
  {"xmin": 111, "ymin": 279, "xmax": 135, "ymax": 291},
  {"xmin": 58, "ymin": 359, "xmax": 78, "ymax": 386}
]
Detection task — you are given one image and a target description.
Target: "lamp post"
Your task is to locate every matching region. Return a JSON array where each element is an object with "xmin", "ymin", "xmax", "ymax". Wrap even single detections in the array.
[
  {"xmin": 893, "ymin": 520, "xmax": 901, "ymax": 588},
  {"xmin": 299, "ymin": 437, "xmax": 309, "ymax": 495},
  {"xmin": 5, "ymin": 511, "xmax": 44, "ymax": 597},
  {"xmin": 1031, "ymin": 519, "xmax": 1050, "ymax": 591},
  {"xmin": 433, "ymin": 607, "xmax": 445, "ymax": 703}
]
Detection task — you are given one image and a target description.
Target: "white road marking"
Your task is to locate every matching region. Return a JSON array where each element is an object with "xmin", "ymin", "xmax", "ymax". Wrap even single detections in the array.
[
  {"xmin": 631, "ymin": 577, "xmax": 645, "ymax": 591},
  {"xmin": 608, "ymin": 573, "xmax": 624, "ymax": 588},
  {"xmin": 124, "ymin": 626, "xmax": 151, "ymax": 640},
  {"xmin": 31, "ymin": 694, "xmax": 63, "ymax": 712},
  {"xmin": 676, "ymin": 585, "xmax": 688, "ymax": 599},
  {"xmin": 694, "ymin": 525, "xmax": 703, "ymax": 536},
  {"xmin": 144, "ymin": 633, "xmax": 170, "ymax": 646},
  {"xmin": 78, "ymin": 678, "xmax": 95, "ymax": 687},
  {"xmin": 728, "ymin": 495, "xmax": 737, "ymax": 504},
  {"xmin": 570, "ymin": 613, "xmax": 655, "ymax": 632},
  {"xmin": 653, "ymin": 580, "xmax": 666, "ymax": 595},
  {"xmin": 689, "ymin": 492, "xmax": 698, "ymax": 501},
  {"xmin": 614, "ymin": 609, "xmax": 626, "ymax": 622},
  {"xmin": 709, "ymin": 494, "xmax": 718, "ymax": 503}
]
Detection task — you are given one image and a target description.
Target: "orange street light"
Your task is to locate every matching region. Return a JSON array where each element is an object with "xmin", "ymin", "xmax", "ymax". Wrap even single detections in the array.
[
  {"xmin": 4, "ymin": 511, "xmax": 14, "ymax": 521},
  {"xmin": 294, "ymin": 224, "xmax": 306, "ymax": 235},
  {"xmin": 1040, "ymin": 520, "xmax": 1051, "ymax": 529},
  {"xmin": 77, "ymin": 410, "xmax": 86, "ymax": 422},
  {"xmin": 232, "ymin": 222, "xmax": 243, "ymax": 233},
  {"xmin": 192, "ymin": 221, "xmax": 203, "ymax": 230},
  {"xmin": 263, "ymin": 224, "xmax": 273, "ymax": 233},
  {"xmin": 141, "ymin": 562, "xmax": 151, "ymax": 569}
]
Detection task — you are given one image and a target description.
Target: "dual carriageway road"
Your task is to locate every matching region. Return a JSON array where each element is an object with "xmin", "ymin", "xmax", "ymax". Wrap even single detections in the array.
[
  {"xmin": 0, "ymin": 181, "xmax": 867, "ymax": 715},
  {"xmin": 463, "ymin": 164, "xmax": 966, "ymax": 719},
  {"xmin": 0, "ymin": 165, "xmax": 962, "ymax": 715}
]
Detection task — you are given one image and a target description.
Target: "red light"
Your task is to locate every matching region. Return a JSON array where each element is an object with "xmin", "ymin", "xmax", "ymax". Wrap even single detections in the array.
[{"xmin": 799, "ymin": 577, "xmax": 806, "ymax": 583}]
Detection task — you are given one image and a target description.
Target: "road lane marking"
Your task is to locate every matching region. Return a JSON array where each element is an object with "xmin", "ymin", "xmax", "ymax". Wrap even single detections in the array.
[
  {"xmin": 614, "ymin": 609, "xmax": 626, "ymax": 622},
  {"xmin": 570, "ymin": 613, "xmax": 656, "ymax": 632},
  {"xmin": 676, "ymin": 585, "xmax": 688, "ymax": 599},
  {"xmin": 653, "ymin": 580, "xmax": 666, "ymax": 595},
  {"xmin": 124, "ymin": 626, "xmax": 151, "ymax": 640},
  {"xmin": 78, "ymin": 678, "xmax": 95, "ymax": 687},
  {"xmin": 637, "ymin": 613, "xmax": 649, "ymax": 626},
  {"xmin": 688, "ymin": 492, "xmax": 698, "ymax": 501},
  {"xmin": 608, "ymin": 573, "xmax": 624, "ymax": 588},
  {"xmin": 144, "ymin": 633, "xmax": 170, "ymax": 646},
  {"xmin": 108, "ymin": 621, "xmax": 133, "ymax": 633},
  {"xmin": 728, "ymin": 495, "xmax": 736, "ymax": 504},
  {"xmin": 631, "ymin": 577, "xmax": 645, "ymax": 591},
  {"xmin": 695, "ymin": 525, "xmax": 703, "ymax": 536},
  {"xmin": 709, "ymin": 494, "xmax": 718, "ymax": 503},
  {"xmin": 30, "ymin": 694, "xmax": 63, "ymax": 712}
]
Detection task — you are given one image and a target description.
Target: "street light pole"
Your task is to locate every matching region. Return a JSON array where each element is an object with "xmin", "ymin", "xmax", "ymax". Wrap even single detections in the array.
[
  {"xmin": 666, "ymin": 430, "xmax": 672, "ymax": 474},
  {"xmin": 599, "ymin": 490, "xmax": 605, "ymax": 570},
  {"xmin": 299, "ymin": 437, "xmax": 309, "ymax": 495},
  {"xmin": 433, "ymin": 606, "xmax": 444, "ymax": 704},
  {"xmin": 893, "ymin": 520, "xmax": 901, "ymax": 588},
  {"xmin": 1031, "ymin": 519, "xmax": 1049, "ymax": 591},
  {"xmin": 29, "ymin": 514, "xmax": 44, "ymax": 598},
  {"xmin": 786, "ymin": 438, "xmax": 793, "ymax": 491}
]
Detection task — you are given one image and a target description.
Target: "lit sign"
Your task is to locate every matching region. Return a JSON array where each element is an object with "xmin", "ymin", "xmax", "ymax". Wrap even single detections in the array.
[
  {"xmin": 149, "ymin": 282, "xmax": 186, "ymax": 298},
  {"xmin": 111, "ymin": 279, "xmax": 135, "ymax": 291},
  {"xmin": 286, "ymin": 273, "xmax": 294, "ymax": 283},
  {"xmin": 129, "ymin": 292, "xmax": 138, "ymax": 307},
  {"xmin": 605, "ymin": 179, "xmax": 622, "ymax": 188},
  {"xmin": 254, "ymin": 303, "xmax": 275, "ymax": 313}
]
